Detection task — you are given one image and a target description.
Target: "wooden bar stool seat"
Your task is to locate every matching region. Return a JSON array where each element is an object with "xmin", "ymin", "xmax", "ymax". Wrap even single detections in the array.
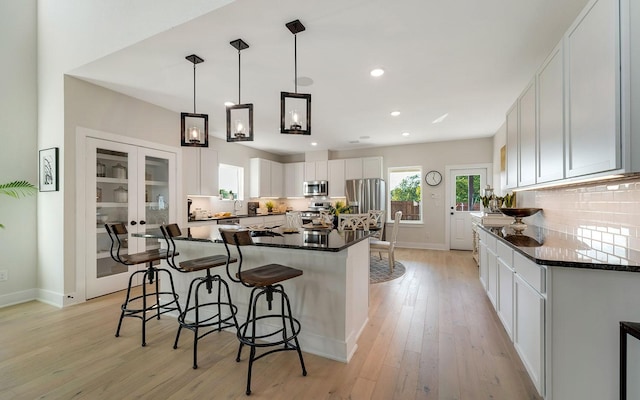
[
  {"xmin": 105, "ymin": 223, "xmax": 181, "ymax": 347},
  {"xmin": 161, "ymin": 224, "xmax": 239, "ymax": 369},
  {"xmin": 219, "ymin": 228, "xmax": 307, "ymax": 395}
]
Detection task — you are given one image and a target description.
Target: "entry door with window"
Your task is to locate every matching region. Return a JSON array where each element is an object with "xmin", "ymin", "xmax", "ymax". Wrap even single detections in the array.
[
  {"xmin": 86, "ymin": 138, "xmax": 176, "ymax": 299},
  {"xmin": 449, "ymin": 168, "xmax": 486, "ymax": 250}
]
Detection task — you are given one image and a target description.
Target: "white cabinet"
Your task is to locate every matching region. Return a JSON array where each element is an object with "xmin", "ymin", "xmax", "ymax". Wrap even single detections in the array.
[
  {"xmin": 496, "ymin": 241, "xmax": 514, "ymax": 339},
  {"xmin": 328, "ymin": 159, "xmax": 346, "ymax": 197},
  {"xmin": 264, "ymin": 214, "xmax": 285, "ymax": 227},
  {"xmin": 250, "ymin": 158, "xmax": 283, "ymax": 198},
  {"xmin": 86, "ymin": 137, "xmax": 177, "ymax": 299},
  {"xmin": 537, "ymin": 42, "xmax": 565, "ymax": 183},
  {"xmin": 284, "ymin": 162, "xmax": 304, "ymax": 197},
  {"xmin": 514, "ymin": 273, "xmax": 545, "ymax": 396},
  {"xmin": 565, "ymin": 0, "xmax": 620, "ymax": 177},
  {"xmin": 362, "ymin": 157, "xmax": 383, "ymax": 178},
  {"xmin": 183, "ymin": 147, "xmax": 218, "ymax": 196},
  {"xmin": 518, "ymin": 79, "xmax": 537, "ymax": 187},
  {"xmin": 304, "ymin": 161, "xmax": 328, "ymax": 181},
  {"xmin": 271, "ymin": 161, "xmax": 284, "ymax": 198},
  {"xmin": 479, "ymin": 237, "xmax": 488, "ymax": 290},
  {"xmin": 505, "ymin": 103, "xmax": 519, "ymax": 189},
  {"xmin": 344, "ymin": 157, "xmax": 383, "ymax": 180},
  {"xmin": 486, "ymin": 237, "xmax": 498, "ymax": 307}
]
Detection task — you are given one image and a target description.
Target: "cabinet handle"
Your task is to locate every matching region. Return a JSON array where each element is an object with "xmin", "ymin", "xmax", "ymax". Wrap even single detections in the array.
[
  {"xmin": 450, "ymin": 212, "xmax": 454, "ymax": 215},
  {"xmin": 130, "ymin": 221, "xmax": 137, "ymax": 226},
  {"xmin": 139, "ymin": 220, "xmax": 146, "ymax": 225}
]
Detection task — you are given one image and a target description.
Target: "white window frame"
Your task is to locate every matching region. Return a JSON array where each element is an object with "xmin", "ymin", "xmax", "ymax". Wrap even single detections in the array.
[{"xmin": 388, "ymin": 166, "xmax": 423, "ymax": 224}]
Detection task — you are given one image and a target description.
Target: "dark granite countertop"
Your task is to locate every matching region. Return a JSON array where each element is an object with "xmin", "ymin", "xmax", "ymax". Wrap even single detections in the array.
[
  {"xmin": 479, "ymin": 224, "xmax": 640, "ymax": 272},
  {"xmin": 136, "ymin": 224, "xmax": 372, "ymax": 253},
  {"xmin": 189, "ymin": 213, "xmax": 286, "ymax": 222}
]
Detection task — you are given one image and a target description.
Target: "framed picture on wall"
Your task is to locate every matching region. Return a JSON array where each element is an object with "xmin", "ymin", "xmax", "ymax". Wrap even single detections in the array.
[{"xmin": 39, "ymin": 147, "xmax": 59, "ymax": 192}]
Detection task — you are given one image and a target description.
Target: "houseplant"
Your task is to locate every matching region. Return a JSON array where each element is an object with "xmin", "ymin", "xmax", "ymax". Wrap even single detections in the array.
[
  {"xmin": 0, "ymin": 180, "xmax": 37, "ymax": 228},
  {"xmin": 264, "ymin": 200, "xmax": 275, "ymax": 213}
]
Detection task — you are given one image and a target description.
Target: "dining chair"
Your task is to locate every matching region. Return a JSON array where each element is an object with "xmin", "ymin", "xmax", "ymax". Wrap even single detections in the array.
[
  {"xmin": 338, "ymin": 213, "xmax": 370, "ymax": 231},
  {"xmin": 285, "ymin": 211, "xmax": 303, "ymax": 229},
  {"xmin": 368, "ymin": 210, "xmax": 385, "ymax": 239},
  {"xmin": 370, "ymin": 211, "xmax": 402, "ymax": 272}
]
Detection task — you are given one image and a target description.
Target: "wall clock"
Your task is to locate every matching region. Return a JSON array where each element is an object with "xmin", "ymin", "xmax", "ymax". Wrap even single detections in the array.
[{"xmin": 425, "ymin": 170, "xmax": 442, "ymax": 186}]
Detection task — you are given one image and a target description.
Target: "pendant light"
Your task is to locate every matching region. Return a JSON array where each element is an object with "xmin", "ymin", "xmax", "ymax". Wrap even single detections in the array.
[
  {"xmin": 227, "ymin": 39, "xmax": 254, "ymax": 142},
  {"xmin": 181, "ymin": 54, "xmax": 209, "ymax": 147},
  {"xmin": 281, "ymin": 19, "xmax": 311, "ymax": 135}
]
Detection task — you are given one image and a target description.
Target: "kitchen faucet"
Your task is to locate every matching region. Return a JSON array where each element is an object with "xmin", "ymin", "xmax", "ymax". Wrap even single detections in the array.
[{"xmin": 233, "ymin": 200, "xmax": 242, "ymax": 214}]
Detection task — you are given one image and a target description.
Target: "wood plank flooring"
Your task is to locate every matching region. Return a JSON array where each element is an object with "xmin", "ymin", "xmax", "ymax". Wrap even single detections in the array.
[{"xmin": 0, "ymin": 249, "xmax": 541, "ymax": 399}]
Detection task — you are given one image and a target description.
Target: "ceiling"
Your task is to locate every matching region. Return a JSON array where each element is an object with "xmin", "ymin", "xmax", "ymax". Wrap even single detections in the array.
[{"xmin": 69, "ymin": 0, "xmax": 589, "ymax": 156}]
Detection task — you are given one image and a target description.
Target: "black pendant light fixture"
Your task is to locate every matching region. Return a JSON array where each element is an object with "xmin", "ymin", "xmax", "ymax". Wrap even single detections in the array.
[
  {"xmin": 227, "ymin": 39, "xmax": 254, "ymax": 142},
  {"xmin": 281, "ymin": 19, "xmax": 311, "ymax": 135},
  {"xmin": 181, "ymin": 54, "xmax": 209, "ymax": 147}
]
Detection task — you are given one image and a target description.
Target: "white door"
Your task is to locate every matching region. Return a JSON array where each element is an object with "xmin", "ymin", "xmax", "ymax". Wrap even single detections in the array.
[
  {"xmin": 86, "ymin": 138, "xmax": 176, "ymax": 299},
  {"xmin": 449, "ymin": 167, "xmax": 486, "ymax": 250}
]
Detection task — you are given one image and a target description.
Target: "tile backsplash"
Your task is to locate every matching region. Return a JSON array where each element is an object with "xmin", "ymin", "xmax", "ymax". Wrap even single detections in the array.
[{"xmin": 516, "ymin": 177, "xmax": 640, "ymax": 254}]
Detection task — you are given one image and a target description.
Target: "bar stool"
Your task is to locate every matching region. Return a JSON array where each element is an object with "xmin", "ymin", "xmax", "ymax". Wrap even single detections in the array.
[
  {"xmin": 219, "ymin": 228, "xmax": 307, "ymax": 395},
  {"xmin": 161, "ymin": 224, "xmax": 239, "ymax": 369},
  {"xmin": 105, "ymin": 223, "xmax": 181, "ymax": 347}
]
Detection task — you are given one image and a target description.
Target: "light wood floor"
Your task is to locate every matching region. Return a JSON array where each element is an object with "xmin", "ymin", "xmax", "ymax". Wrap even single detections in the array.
[{"xmin": 0, "ymin": 249, "xmax": 541, "ymax": 399}]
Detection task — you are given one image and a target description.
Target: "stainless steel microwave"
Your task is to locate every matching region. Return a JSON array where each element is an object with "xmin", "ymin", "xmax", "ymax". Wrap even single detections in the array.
[{"xmin": 303, "ymin": 180, "xmax": 328, "ymax": 197}]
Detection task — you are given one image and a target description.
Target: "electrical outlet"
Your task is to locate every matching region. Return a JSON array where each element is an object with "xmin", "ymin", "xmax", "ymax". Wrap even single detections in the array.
[{"xmin": 0, "ymin": 270, "xmax": 8, "ymax": 281}]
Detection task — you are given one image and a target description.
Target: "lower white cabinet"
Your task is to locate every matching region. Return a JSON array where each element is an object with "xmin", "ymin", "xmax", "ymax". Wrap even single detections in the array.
[
  {"xmin": 497, "ymin": 258, "xmax": 514, "ymax": 339},
  {"xmin": 478, "ymin": 228, "xmax": 545, "ymax": 398},
  {"xmin": 514, "ymin": 273, "xmax": 545, "ymax": 395}
]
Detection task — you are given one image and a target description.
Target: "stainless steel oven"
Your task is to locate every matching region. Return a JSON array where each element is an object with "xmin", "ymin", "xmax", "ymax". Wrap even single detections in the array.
[{"xmin": 303, "ymin": 180, "xmax": 328, "ymax": 197}]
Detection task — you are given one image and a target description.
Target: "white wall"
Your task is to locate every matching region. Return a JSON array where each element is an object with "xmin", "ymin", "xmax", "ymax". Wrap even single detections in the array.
[
  {"xmin": 35, "ymin": 0, "xmax": 234, "ymax": 306},
  {"xmin": 0, "ymin": 0, "xmax": 38, "ymax": 306}
]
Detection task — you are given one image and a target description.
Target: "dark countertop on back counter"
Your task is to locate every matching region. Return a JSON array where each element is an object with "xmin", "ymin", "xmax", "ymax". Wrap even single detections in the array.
[
  {"xmin": 189, "ymin": 212, "xmax": 286, "ymax": 222},
  {"xmin": 136, "ymin": 224, "xmax": 372, "ymax": 252},
  {"xmin": 479, "ymin": 223, "xmax": 640, "ymax": 272}
]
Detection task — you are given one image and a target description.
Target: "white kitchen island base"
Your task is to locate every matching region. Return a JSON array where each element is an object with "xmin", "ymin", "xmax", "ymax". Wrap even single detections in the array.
[{"xmin": 158, "ymin": 233, "xmax": 370, "ymax": 363}]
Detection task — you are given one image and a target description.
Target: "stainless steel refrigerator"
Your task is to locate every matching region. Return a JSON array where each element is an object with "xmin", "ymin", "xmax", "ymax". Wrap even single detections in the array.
[{"xmin": 345, "ymin": 178, "xmax": 386, "ymax": 214}]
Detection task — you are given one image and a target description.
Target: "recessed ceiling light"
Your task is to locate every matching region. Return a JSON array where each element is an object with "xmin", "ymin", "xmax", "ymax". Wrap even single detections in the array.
[
  {"xmin": 402, "ymin": 132, "xmax": 410, "ymax": 137},
  {"xmin": 310, "ymin": 142, "xmax": 318, "ymax": 146},
  {"xmin": 390, "ymin": 111, "xmax": 400, "ymax": 117},
  {"xmin": 370, "ymin": 68, "xmax": 384, "ymax": 77},
  {"xmin": 432, "ymin": 113, "xmax": 449, "ymax": 124},
  {"xmin": 224, "ymin": 101, "xmax": 235, "ymax": 107}
]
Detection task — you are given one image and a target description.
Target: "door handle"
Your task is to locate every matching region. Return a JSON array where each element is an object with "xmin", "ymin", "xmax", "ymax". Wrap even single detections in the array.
[
  {"xmin": 139, "ymin": 220, "xmax": 146, "ymax": 225},
  {"xmin": 450, "ymin": 212, "xmax": 454, "ymax": 215},
  {"xmin": 130, "ymin": 220, "xmax": 137, "ymax": 226}
]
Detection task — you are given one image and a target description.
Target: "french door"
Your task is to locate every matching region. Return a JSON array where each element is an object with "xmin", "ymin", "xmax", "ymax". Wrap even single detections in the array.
[{"xmin": 85, "ymin": 137, "xmax": 176, "ymax": 299}]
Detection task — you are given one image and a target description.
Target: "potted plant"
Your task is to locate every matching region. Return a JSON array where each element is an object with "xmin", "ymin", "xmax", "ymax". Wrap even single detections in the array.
[
  {"xmin": 264, "ymin": 200, "xmax": 275, "ymax": 213},
  {"xmin": 328, "ymin": 200, "xmax": 350, "ymax": 227},
  {"xmin": 0, "ymin": 180, "xmax": 37, "ymax": 228}
]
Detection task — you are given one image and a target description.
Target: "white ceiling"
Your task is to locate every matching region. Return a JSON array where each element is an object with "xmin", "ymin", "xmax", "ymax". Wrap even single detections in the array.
[{"xmin": 69, "ymin": 0, "xmax": 589, "ymax": 156}]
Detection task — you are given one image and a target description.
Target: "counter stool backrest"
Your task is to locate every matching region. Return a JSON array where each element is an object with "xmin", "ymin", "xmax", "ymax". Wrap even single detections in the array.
[
  {"xmin": 105, "ymin": 223, "xmax": 130, "ymax": 265},
  {"xmin": 219, "ymin": 228, "xmax": 254, "ymax": 287}
]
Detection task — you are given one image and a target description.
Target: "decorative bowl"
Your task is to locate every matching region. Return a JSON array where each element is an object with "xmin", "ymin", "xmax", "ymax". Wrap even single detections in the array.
[
  {"xmin": 500, "ymin": 208, "xmax": 542, "ymax": 233},
  {"xmin": 499, "ymin": 208, "xmax": 542, "ymax": 218}
]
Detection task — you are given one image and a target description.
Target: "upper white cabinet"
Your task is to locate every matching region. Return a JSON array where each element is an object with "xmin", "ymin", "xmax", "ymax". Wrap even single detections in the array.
[
  {"xmin": 284, "ymin": 162, "xmax": 304, "ymax": 197},
  {"xmin": 565, "ymin": 0, "xmax": 620, "ymax": 177},
  {"xmin": 183, "ymin": 147, "xmax": 219, "ymax": 196},
  {"xmin": 505, "ymin": 103, "xmax": 519, "ymax": 189},
  {"xmin": 504, "ymin": 0, "xmax": 626, "ymax": 189},
  {"xmin": 518, "ymin": 79, "xmax": 537, "ymax": 187},
  {"xmin": 304, "ymin": 160, "xmax": 328, "ymax": 181},
  {"xmin": 362, "ymin": 157, "xmax": 383, "ymax": 178},
  {"xmin": 250, "ymin": 158, "xmax": 283, "ymax": 198},
  {"xmin": 345, "ymin": 157, "xmax": 383, "ymax": 180},
  {"xmin": 328, "ymin": 159, "xmax": 346, "ymax": 197},
  {"xmin": 537, "ymin": 42, "xmax": 565, "ymax": 183}
]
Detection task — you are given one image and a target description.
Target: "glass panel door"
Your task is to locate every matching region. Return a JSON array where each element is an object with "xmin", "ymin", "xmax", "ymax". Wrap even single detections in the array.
[{"xmin": 449, "ymin": 168, "xmax": 486, "ymax": 251}]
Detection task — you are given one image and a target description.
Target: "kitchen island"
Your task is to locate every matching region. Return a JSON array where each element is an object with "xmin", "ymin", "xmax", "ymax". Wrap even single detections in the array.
[
  {"xmin": 477, "ymin": 223, "xmax": 640, "ymax": 400},
  {"xmin": 136, "ymin": 225, "xmax": 372, "ymax": 363}
]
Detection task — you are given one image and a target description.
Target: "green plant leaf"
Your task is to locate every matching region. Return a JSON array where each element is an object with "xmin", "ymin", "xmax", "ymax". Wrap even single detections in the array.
[{"xmin": 0, "ymin": 180, "xmax": 37, "ymax": 199}]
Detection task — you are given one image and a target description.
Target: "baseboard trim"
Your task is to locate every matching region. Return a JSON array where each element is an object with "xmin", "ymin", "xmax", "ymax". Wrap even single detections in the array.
[{"xmin": 0, "ymin": 288, "xmax": 38, "ymax": 308}]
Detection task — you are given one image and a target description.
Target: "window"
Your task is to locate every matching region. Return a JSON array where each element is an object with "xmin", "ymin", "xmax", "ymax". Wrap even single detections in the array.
[
  {"xmin": 388, "ymin": 166, "xmax": 422, "ymax": 222},
  {"xmin": 454, "ymin": 173, "xmax": 481, "ymax": 211},
  {"xmin": 218, "ymin": 163, "xmax": 244, "ymax": 200}
]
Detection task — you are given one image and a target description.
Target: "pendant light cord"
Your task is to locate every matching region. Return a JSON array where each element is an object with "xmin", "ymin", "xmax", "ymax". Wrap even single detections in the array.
[
  {"xmin": 238, "ymin": 49, "xmax": 242, "ymax": 104},
  {"xmin": 193, "ymin": 63, "xmax": 197, "ymax": 113},
  {"xmin": 294, "ymin": 34, "xmax": 298, "ymax": 94}
]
